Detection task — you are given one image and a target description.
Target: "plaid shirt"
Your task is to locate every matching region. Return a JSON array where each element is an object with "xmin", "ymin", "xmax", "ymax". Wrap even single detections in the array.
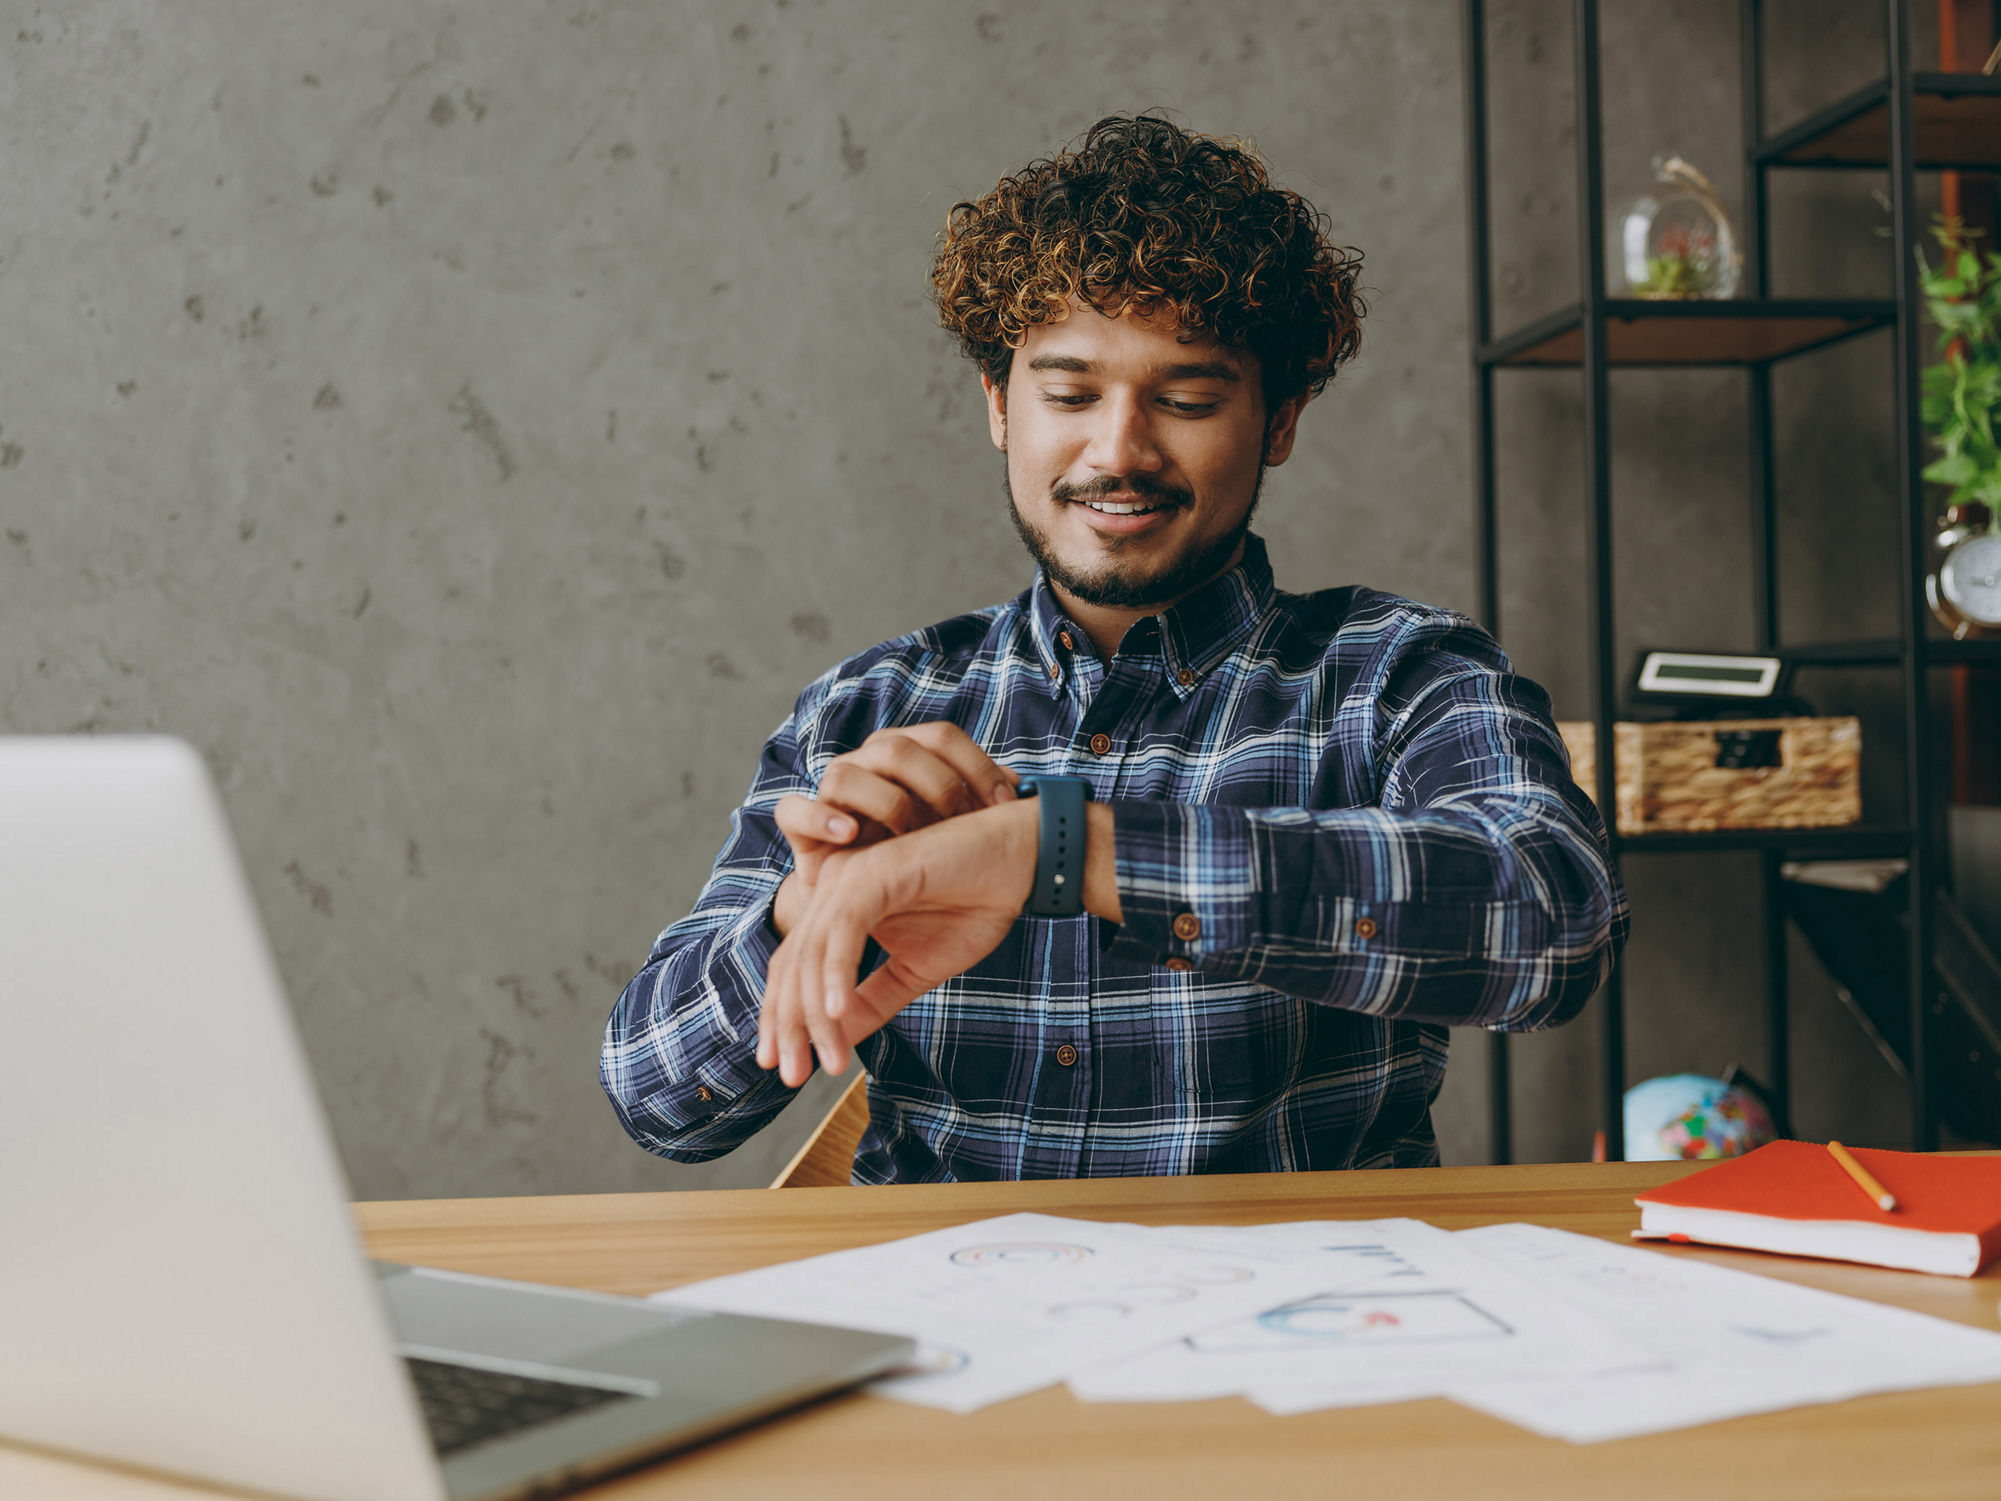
[{"xmin": 601, "ymin": 534, "xmax": 1625, "ymax": 1182}]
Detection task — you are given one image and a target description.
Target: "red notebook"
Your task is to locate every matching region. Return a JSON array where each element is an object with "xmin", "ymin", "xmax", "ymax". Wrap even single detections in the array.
[{"xmin": 1633, "ymin": 1140, "xmax": 2001, "ymax": 1277}]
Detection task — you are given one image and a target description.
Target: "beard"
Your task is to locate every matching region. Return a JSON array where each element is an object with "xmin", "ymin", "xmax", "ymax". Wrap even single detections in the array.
[{"xmin": 1004, "ymin": 463, "xmax": 1265, "ymax": 610}]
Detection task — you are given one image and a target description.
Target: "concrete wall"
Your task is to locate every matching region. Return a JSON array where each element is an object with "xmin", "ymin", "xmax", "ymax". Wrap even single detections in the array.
[{"xmin": 0, "ymin": 0, "xmax": 1933, "ymax": 1198}]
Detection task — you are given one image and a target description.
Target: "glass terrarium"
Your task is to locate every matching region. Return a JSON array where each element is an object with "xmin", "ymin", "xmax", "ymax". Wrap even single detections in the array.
[{"xmin": 1616, "ymin": 156, "xmax": 1742, "ymax": 300}]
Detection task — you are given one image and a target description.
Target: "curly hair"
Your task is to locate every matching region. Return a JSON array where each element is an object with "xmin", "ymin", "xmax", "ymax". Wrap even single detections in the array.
[{"xmin": 930, "ymin": 112, "xmax": 1366, "ymax": 413}]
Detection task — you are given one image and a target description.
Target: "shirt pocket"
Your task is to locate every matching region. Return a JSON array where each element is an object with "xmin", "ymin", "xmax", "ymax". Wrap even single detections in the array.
[
  {"xmin": 1156, "ymin": 979, "xmax": 1307, "ymax": 1115},
  {"xmin": 891, "ymin": 922, "xmax": 1048, "ymax": 1115}
]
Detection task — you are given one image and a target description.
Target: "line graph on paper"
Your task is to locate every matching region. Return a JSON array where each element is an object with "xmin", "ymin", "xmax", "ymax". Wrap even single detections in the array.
[
  {"xmin": 1232, "ymin": 1296, "xmax": 1512, "ymax": 1352},
  {"xmin": 1310, "ymin": 1242, "xmax": 1437, "ymax": 1287},
  {"xmin": 1180, "ymin": 1241, "xmax": 1515, "ymax": 1356}
]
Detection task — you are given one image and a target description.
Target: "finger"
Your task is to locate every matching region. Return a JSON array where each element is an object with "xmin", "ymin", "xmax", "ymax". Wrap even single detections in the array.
[
  {"xmin": 791, "ymin": 867, "xmax": 853, "ymax": 1075},
  {"xmin": 900, "ymin": 722, "xmax": 1020, "ymax": 806},
  {"xmin": 819, "ymin": 895, "xmax": 872, "ymax": 1035},
  {"xmin": 757, "ymin": 914, "xmax": 805, "ymax": 1070},
  {"xmin": 852, "ymin": 734, "xmax": 985, "ymax": 821},
  {"xmin": 776, "ymin": 952, "xmax": 816, "ymax": 1088},
  {"xmin": 839, "ymin": 955, "xmax": 932, "ymax": 1049},
  {"xmin": 817, "ymin": 762, "xmax": 927, "ymax": 836},
  {"xmin": 755, "ymin": 946, "xmax": 781, "ymax": 1070},
  {"xmin": 800, "ymin": 941, "xmax": 851, "ymax": 1078},
  {"xmin": 775, "ymin": 793, "xmax": 859, "ymax": 848}
]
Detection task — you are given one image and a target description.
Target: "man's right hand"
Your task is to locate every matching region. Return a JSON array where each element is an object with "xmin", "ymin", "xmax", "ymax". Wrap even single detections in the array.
[{"xmin": 770, "ymin": 722, "xmax": 1018, "ymax": 937}]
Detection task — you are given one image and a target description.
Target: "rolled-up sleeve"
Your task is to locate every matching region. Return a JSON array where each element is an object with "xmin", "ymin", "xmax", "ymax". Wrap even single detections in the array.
[{"xmin": 1103, "ymin": 613, "xmax": 1627, "ymax": 1032}]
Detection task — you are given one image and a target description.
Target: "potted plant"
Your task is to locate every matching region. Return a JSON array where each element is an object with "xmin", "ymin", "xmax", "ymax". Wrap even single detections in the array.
[
  {"xmin": 1920, "ymin": 216, "xmax": 2001, "ymax": 518},
  {"xmin": 1918, "ymin": 216, "xmax": 2001, "ymax": 638}
]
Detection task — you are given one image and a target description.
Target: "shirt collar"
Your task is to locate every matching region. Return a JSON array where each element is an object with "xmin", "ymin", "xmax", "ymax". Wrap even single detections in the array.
[{"xmin": 1024, "ymin": 533, "xmax": 1276, "ymax": 700}]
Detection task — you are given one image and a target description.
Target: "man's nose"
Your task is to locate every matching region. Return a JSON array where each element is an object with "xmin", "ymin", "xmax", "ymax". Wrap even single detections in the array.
[{"xmin": 1080, "ymin": 392, "xmax": 1164, "ymax": 477}]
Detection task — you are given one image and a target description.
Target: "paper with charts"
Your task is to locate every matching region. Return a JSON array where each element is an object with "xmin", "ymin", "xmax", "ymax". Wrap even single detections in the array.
[
  {"xmin": 1066, "ymin": 1218, "xmax": 1651, "ymax": 1405},
  {"xmin": 652, "ymin": 1211, "xmax": 1447, "ymax": 1412},
  {"xmin": 653, "ymin": 1211, "xmax": 1646, "ymax": 1413},
  {"xmin": 652, "ymin": 1211, "xmax": 2001, "ymax": 1433},
  {"xmin": 1399, "ymin": 1223, "xmax": 2001, "ymax": 1442}
]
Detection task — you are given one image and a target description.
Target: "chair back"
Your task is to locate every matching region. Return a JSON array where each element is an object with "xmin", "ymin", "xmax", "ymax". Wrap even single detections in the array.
[{"xmin": 768, "ymin": 1073, "xmax": 870, "ymax": 1188}]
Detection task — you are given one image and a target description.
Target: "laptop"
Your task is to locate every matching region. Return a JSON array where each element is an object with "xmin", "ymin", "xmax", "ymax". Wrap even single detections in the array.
[{"xmin": 0, "ymin": 737, "xmax": 912, "ymax": 1501}]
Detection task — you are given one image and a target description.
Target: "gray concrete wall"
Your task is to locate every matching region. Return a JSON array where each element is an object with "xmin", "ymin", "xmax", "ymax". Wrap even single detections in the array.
[{"xmin": 0, "ymin": 0, "xmax": 1931, "ymax": 1198}]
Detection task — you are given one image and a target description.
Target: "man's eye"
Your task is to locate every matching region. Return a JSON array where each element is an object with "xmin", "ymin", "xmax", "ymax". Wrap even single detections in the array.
[
  {"xmin": 1162, "ymin": 399, "xmax": 1221, "ymax": 415},
  {"xmin": 1041, "ymin": 392, "xmax": 1095, "ymax": 408}
]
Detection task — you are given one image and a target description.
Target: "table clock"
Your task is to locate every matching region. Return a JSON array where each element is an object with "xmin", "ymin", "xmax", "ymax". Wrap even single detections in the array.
[{"xmin": 1928, "ymin": 503, "xmax": 2001, "ymax": 641}]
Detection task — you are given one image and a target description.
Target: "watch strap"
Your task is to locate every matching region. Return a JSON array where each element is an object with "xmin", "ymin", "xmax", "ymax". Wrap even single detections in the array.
[{"xmin": 1017, "ymin": 776, "xmax": 1091, "ymax": 918}]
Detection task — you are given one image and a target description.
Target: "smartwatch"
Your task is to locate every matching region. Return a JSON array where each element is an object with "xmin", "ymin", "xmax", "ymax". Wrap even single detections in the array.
[{"xmin": 1016, "ymin": 776, "xmax": 1092, "ymax": 918}]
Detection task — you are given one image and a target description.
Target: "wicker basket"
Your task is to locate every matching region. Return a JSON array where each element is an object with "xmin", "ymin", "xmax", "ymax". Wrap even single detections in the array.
[{"xmin": 1557, "ymin": 716, "xmax": 1862, "ymax": 835}]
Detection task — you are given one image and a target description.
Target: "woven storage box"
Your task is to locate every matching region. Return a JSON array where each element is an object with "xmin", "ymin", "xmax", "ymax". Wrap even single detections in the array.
[{"xmin": 1557, "ymin": 717, "xmax": 1861, "ymax": 835}]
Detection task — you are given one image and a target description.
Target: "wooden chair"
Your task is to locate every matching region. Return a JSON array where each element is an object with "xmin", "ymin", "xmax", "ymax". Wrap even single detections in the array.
[{"xmin": 768, "ymin": 1073, "xmax": 871, "ymax": 1188}]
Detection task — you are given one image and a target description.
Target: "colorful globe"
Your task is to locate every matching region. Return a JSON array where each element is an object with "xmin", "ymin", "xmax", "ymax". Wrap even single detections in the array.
[{"xmin": 1622, "ymin": 1073, "xmax": 1778, "ymax": 1162}]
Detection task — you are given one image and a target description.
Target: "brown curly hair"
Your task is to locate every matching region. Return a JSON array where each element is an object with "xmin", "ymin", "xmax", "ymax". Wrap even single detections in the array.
[{"xmin": 930, "ymin": 112, "xmax": 1366, "ymax": 413}]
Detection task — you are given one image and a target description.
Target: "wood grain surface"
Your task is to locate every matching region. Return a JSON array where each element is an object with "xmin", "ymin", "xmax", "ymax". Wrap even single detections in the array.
[{"xmin": 10, "ymin": 1160, "xmax": 2001, "ymax": 1501}]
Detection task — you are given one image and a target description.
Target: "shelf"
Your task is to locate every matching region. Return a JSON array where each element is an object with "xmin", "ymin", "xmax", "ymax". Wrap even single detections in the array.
[
  {"xmin": 1932, "ymin": 637, "xmax": 2001, "ymax": 663},
  {"xmin": 1783, "ymin": 638, "xmax": 2001, "ymax": 667},
  {"xmin": 1462, "ymin": 1, "xmax": 1955, "ymax": 1160},
  {"xmin": 1478, "ymin": 299, "xmax": 1895, "ymax": 368},
  {"xmin": 1756, "ymin": 73, "xmax": 2001, "ymax": 170},
  {"xmin": 1617, "ymin": 825, "xmax": 1913, "ymax": 857}
]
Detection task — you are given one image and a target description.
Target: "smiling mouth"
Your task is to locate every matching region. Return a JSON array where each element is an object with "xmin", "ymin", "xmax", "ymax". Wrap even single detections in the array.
[{"xmin": 1072, "ymin": 496, "xmax": 1174, "ymax": 516}]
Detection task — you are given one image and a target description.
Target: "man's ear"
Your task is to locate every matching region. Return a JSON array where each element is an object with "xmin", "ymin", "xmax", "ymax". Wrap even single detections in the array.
[
  {"xmin": 1261, "ymin": 392, "xmax": 1309, "ymax": 466},
  {"xmin": 980, "ymin": 371, "xmax": 1007, "ymax": 452}
]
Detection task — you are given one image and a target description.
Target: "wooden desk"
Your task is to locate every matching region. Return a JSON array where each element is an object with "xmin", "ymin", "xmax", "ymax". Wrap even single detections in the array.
[{"xmin": 7, "ymin": 1161, "xmax": 2000, "ymax": 1500}]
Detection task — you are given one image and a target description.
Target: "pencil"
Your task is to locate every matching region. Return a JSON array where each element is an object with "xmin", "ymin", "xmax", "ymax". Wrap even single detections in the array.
[{"xmin": 1827, "ymin": 1140, "xmax": 1897, "ymax": 1213}]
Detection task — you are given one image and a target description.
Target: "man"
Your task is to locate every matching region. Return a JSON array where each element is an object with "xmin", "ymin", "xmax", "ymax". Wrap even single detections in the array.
[{"xmin": 602, "ymin": 114, "xmax": 1626, "ymax": 1182}]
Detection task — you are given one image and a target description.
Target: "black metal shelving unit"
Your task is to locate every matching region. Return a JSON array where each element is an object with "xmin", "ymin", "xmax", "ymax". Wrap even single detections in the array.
[{"xmin": 1462, "ymin": 0, "xmax": 1998, "ymax": 1162}]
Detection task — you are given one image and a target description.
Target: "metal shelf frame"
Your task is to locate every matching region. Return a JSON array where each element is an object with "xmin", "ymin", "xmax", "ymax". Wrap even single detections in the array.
[
  {"xmin": 1477, "ymin": 298, "xmax": 1897, "ymax": 368},
  {"xmin": 1755, "ymin": 71, "xmax": 2001, "ymax": 168},
  {"xmin": 1461, "ymin": 0, "xmax": 1949, "ymax": 1164}
]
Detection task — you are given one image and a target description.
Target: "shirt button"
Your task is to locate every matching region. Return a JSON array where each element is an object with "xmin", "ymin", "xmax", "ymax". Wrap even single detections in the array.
[
  {"xmin": 1055, "ymin": 1043, "xmax": 1079, "ymax": 1067},
  {"xmin": 1059, "ymin": 630, "xmax": 1075, "ymax": 650},
  {"xmin": 1088, "ymin": 732, "xmax": 1112, "ymax": 756},
  {"xmin": 695, "ymin": 1085, "xmax": 712, "ymax": 1103},
  {"xmin": 1047, "ymin": 662, "xmax": 1061, "ymax": 680},
  {"xmin": 1355, "ymin": 916, "xmax": 1379, "ymax": 940},
  {"xmin": 1172, "ymin": 912, "xmax": 1201, "ymax": 942},
  {"xmin": 1163, "ymin": 957, "xmax": 1193, "ymax": 973},
  {"xmin": 1177, "ymin": 668, "xmax": 1195, "ymax": 687}
]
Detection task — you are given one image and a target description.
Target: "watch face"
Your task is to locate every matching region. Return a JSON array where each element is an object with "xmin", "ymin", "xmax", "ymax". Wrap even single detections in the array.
[{"xmin": 1942, "ymin": 533, "xmax": 2001, "ymax": 626}]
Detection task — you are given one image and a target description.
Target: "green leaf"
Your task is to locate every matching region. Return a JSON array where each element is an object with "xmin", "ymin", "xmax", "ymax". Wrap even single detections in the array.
[{"xmin": 1924, "ymin": 452, "xmax": 1979, "ymax": 485}]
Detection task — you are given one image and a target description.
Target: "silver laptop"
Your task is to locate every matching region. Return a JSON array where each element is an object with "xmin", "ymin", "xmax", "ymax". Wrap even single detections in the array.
[{"xmin": 0, "ymin": 737, "xmax": 911, "ymax": 1501}]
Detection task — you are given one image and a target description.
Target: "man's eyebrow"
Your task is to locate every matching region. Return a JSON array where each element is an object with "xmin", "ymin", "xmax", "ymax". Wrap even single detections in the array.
[
  {"xmin": 1157, "ymin": 360, "xmax": 1241, "ymax": 383},
  {"xmin": 1023, "ymin": 354, "xmax": 1242, "ymax": 382}
]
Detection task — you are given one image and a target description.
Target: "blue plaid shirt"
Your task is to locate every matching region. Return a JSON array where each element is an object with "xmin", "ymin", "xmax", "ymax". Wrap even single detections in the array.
[{"xmin": 601, "ymin": 535, "xmax": 1625, "ymax": 1182}]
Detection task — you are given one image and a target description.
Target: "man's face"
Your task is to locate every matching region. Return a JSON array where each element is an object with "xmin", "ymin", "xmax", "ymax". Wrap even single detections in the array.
[{"xmin": 983, "ymin": 300, "xmax": 1303, "ymax": 612}]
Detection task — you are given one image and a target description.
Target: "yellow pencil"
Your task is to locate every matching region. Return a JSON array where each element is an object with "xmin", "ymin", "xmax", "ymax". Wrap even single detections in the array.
[{"xmin": 1827, "ymin": 1140, "xmax": 1897, "ymax": 1213}]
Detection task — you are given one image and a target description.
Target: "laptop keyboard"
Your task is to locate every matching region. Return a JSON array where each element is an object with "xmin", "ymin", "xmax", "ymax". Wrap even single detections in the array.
[{"xmin": 405, "ymin": 1356, "xmax": 636, "ymax": 1456}]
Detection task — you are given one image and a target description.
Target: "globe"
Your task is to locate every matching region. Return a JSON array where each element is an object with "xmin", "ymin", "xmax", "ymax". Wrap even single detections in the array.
[{"xmin": 1623, "ymin": 1072, "xmax": 1779, "ymax": 1162}]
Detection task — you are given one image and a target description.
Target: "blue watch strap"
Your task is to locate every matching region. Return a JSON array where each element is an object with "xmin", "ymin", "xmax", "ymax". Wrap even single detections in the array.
[{"xmin": 1017, "ymin": 776, "xmax": 1091, "ymax": 918}]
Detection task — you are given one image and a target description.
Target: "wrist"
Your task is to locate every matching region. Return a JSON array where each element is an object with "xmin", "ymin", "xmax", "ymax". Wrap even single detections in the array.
[
  {"xmin": 997, "ymin": 794, "xmax": 1041, "ymax": 895},
  {"xmin": 770, "ymin": 871, "xmax": 803, "ymax": 938},
  {"xmin": 1007, "ymin": 786, "xmax": 1121, "ymax": 923}
]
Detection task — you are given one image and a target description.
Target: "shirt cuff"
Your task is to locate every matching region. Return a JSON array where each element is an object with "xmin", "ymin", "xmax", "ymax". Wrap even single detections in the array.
[
  {"xmin": 1101, "ymin": 799, "xmax": 1258, "ymax": 971},
  {"xmin": 677, "ymin": 898, "xmax": 788, "ymax": 1123}
]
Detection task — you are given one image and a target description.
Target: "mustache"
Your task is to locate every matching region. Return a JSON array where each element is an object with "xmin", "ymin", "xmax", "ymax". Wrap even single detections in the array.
[{"xmin": 1050, "ymin": 473, "xmax": 1193, "ymax": 508}]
